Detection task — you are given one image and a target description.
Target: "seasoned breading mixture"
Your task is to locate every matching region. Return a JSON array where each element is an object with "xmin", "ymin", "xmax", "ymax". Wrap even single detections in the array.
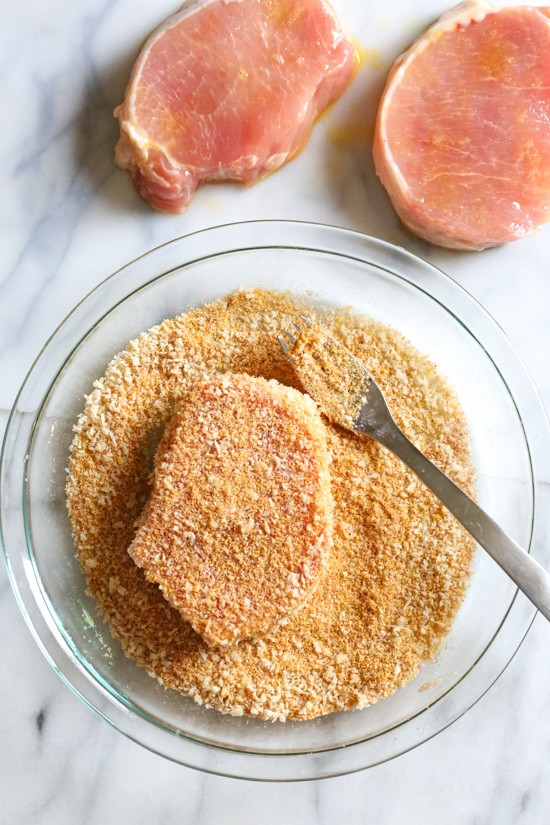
[
  {"xmin": 128, "ymin": 373, "xmax": 333, "ymax": 647},
  {"xmin": 66, "ymin": 288, "xmax": 476, "ymax": 721},
  {"xmin": 288, "ymin": 323, "xmax": 371, "ymax": 429}
]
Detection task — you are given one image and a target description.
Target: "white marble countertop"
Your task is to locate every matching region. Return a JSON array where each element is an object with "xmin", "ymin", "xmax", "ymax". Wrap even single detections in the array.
[{"xmin": 1, "ymin": 0, "xmax": 549, "ymax": 821}]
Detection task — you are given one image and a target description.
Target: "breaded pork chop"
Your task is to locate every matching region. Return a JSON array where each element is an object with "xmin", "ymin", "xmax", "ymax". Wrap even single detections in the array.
[{"xmin": 128, "ymin": 373, "xmax": 333, "ymax": 647}]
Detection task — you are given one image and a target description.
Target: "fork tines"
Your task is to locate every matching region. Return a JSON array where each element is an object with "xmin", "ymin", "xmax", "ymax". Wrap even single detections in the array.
[
  {"xmin": 277, "ymin": 316, "xmax": 314, "ymax": 355},
  {"xmin": 277, "ymin": 331, "xmax": 295, "ymax": 354}
]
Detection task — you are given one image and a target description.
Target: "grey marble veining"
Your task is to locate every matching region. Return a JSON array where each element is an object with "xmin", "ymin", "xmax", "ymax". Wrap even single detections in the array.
[{"xmin": 1, "ymin": 1, "xmax": 549, "ymax": 822}]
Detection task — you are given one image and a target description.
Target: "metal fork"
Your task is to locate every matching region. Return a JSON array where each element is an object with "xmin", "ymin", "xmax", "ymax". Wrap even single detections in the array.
[{"xmin": 278, "ymin": 318, "xmax": 550, "ymax": 622}]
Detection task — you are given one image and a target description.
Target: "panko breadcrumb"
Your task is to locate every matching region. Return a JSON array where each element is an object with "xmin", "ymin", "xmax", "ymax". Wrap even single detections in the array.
[
  {"xmin": 128, "ymin": 373, "xmax": 333, "ymax": 647},
  {"xmin": 289, "ymin": 324, "xmax": 371, "ymax": 429},
  {"xmin": 66, "ymin": 288, "xmax": 476, "ymax": 721}
]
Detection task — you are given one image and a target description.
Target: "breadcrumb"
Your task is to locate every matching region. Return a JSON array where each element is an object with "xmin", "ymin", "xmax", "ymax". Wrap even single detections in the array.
[{"xmin": 66, "ymin": 288, "xmax": 476, "ymax": 721}]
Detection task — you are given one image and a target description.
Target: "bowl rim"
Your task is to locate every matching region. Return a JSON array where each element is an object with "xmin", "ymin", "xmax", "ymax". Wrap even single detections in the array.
[{"xmin": 2, "ymin": 219, "xmax": 548, "ymax": 780}]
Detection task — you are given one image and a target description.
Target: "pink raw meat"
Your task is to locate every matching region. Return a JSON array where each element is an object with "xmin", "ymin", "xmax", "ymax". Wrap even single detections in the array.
[
  {"xmin": 373, "ymin": 2, "xmax": 550, "ymax": 250},
  {"xmin": 114, "ymin": 0, "xmax": 358, "ymax": 213}
]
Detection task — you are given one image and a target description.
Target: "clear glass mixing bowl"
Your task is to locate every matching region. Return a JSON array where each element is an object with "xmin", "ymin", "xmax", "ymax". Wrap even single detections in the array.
[{"xmin": 1, "ymin": 220, "xmax": 549, "ymax": 780}]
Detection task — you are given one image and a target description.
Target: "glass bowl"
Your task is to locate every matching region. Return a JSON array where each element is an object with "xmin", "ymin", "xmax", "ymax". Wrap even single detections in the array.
[{"xmin": 1, "ymin": 220, "xmax": 548, "ymax": 781}]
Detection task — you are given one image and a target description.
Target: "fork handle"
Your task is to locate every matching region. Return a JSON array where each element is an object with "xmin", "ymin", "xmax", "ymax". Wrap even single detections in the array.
[{"xmin": 379, "ymin": 425, "xmax": 550, "ymax": 622}]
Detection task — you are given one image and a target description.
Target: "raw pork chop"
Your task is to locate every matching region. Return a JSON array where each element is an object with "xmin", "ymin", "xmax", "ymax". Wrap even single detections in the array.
[
  {"xmin": 114, "ymin": 0, "xmax": 358, "ymax": 213},
  {"xmin": 373, "ymin": 2, "xmax": 550, "ymax": 250}
]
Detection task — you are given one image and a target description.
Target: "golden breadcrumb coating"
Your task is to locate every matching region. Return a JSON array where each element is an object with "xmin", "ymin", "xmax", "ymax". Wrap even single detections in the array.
[
  {"xmin": 128, "ymin": 373, "xmax": 333, "ymax": 647},
  {"xmin": 66, "ymin": 288, "xmax": 475, "ymax": 721}
]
